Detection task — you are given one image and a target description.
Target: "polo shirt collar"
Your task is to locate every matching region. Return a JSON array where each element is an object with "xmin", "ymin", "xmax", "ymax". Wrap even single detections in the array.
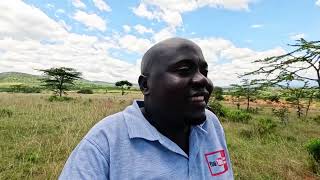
[
  {"xmin": 123, "ymin": 100, "xmax": 161, "ymax": 141},
  {"xmin": 123, "ymin": 100, "xmax": 209, "ymax": 158}
]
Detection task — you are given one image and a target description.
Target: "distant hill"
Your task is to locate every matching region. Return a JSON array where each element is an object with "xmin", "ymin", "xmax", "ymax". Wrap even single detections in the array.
[
  {"xmin": 0, "ymin": 72, "xmax": 119, "ymax": 89},
  {"xmin": 0, "ymin": 72, "xmax": 41, "ymax": 84}
]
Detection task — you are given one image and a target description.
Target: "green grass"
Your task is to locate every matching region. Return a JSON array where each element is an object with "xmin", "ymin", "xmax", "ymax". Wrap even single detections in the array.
[{"xmin": 0, "ymin": 93, "xmax": 319, "ymax": 179}]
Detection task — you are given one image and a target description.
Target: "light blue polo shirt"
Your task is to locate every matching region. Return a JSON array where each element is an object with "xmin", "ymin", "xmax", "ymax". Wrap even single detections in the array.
[{"xmin": 60, "ymin": 100, "xmax": 234, "ymax": 179}]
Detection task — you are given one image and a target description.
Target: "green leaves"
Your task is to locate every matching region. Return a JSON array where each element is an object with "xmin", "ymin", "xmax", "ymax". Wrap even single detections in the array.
[{"xmin": 39, "ymin": 67, "xmax": 82, "ymax": 97}]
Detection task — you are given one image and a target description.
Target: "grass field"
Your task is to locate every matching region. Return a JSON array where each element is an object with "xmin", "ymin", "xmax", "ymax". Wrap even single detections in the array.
[{"xmin": 0, "ymin": 92, "xmax": 319, "ymax": 179}]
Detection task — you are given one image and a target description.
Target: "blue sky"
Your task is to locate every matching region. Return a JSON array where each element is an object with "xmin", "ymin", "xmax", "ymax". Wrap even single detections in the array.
[{"xmin": 0, "ymin": 0, "xmax": 319, "ymax": 85}]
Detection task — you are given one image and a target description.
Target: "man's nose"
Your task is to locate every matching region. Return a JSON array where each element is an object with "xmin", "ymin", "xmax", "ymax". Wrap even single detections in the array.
[{"xmin": 191, "ymin": 71, "xmax": 209, "ymax": 87}]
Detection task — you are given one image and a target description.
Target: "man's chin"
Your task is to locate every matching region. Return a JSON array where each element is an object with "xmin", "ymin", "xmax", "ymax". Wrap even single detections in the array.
[{"xmin": 184, "ymin": 113, "xmax": 206, "ymax": 126}]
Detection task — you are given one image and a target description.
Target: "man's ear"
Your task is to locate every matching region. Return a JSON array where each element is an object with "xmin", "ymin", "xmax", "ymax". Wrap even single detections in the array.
[{"xmin": 138, "ymin": 75, "xmax": 150, "ymax": 95}]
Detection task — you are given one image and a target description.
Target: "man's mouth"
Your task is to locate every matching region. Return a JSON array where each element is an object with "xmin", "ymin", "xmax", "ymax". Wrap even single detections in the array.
[{"xmin": 190, "ymin": 96, "xmax": 205, "ymax": 102}]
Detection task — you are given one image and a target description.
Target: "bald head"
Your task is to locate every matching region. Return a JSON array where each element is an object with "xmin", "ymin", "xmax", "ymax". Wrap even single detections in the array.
[{"xmin": 141, "ymin": 37, "xmax": 202, "ymax": 76}]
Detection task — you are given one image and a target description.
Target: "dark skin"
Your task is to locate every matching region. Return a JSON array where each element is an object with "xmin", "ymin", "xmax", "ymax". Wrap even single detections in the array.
[{"xmin": 138, "ymin": 38, "xmax": 213, "ymax": 155}]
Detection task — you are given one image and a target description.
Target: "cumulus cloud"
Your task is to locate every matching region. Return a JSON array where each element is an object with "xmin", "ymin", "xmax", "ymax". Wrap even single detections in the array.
[
  {"xmin": 93, "ymin": 0, "xmax": 111, "ymax": 12},
  {"xmin": 0, "ymin": 0, "xmax": 286, "ymax": 86},
  {"xmin": 123, "ymin": 25, "xmax": 131, "ymax": 33},
  {"xmin": 289, "ymin": 33, "xmax": 305, "ymax": 40},
  {"xmin": 118, "ymin": 35, "xmax": 152, "ymax": 54},
  {"xmin": 192, "ymin": 38, "xmax": 286, "ymax": 86},
  {"xmin": 134, "ymin": 24, "xmax": 154, "ymax": 34},
  {"xmin": 73, "ymin": 10, "xmax": 107, "ymax": 31},
  {"xmin": 133, "ymin": 0, "xmax": 253, "ymax": 28},
  {"xmin": 72, "ymin": 0, "xmax": 86, "ymax": 9},
  {"xmin": 0, "ymin": 0, "xmax": 68, "ymax": 41},
  {"xmin": 152, "ymin": 27, "xmax": 175, "ymax": 42},
  {"xmin": 316, "ymin": 0, "xmax": 320, "ymax": 7}
]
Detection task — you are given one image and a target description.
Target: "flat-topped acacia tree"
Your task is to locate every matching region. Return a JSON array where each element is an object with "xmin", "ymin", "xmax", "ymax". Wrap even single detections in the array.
[
  {"xmin": 39, "ymin": 67, "xmax": 82, "ymax": 97},
  {"xmin": 115, "ymin": 80, "xmax": 132, "ymax": 95}
]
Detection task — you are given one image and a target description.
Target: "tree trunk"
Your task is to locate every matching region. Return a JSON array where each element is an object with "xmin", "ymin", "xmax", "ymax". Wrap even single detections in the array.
[{"xmin": 246, "ymin": 96, "xmax": 250, "ymax": 111}]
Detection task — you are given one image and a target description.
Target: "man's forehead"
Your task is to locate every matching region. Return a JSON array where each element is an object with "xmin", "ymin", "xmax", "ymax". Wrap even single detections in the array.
[
  {"xmin": 153, "ymin": 39, "xmax": 202, "ymax": 60},
  {"xmin": 141, "ymin": 38, "xmax": 204, "ymax": 74}
]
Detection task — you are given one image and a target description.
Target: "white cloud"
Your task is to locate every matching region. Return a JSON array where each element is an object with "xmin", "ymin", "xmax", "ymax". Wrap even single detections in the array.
[
  {"xmin": 118, "ymin": 35, "xmax": 152, "ymax": 54},
  {"xmin": 73, "ymin": 10, "xmax": 106, "ymax": 31},
  {"xmin": 133, "ymin": 0, "xmax": 253, "ymax": 27},
  {"xmin": 123, "ymin": 25, "xmax": 131, "ymax": 33},
  {"xmin": 58, "ymin": 20, "xmax": 72, "ymax": 31},
  {"xmin": 0, "ymin": 0, "xmax": 68, "ymax": 41},
  {"xmin": 192, "ymin": 38, "xmax": 286, "ymax": 86},
  {"xmin": 134, "ymin": 24, "xmax": 154, "ymax": 34},
  {"xmin": 0, "ymin": 0, "xmax": 287, "ymax": 86},
  {"xmin": 72, "ymin": 0, "xmax": 86, "ymax": 9},
  {"xmin": 289, "ymin": 33, "xmax": 305, "ymax": 40},
  {"xmin": 316, "ymin": 0, "xmax": 320, "ymax": 7},
  {"xmin": 250, "ymin": 24, "xmax": 263, "ymax": 28},
  {"xmin": 93, "ymin": 0, "xmax": 111, "ymax": 12},
  {"xmin": 152, "ymin": 27, "xmax": 175, "ymax": 42}
]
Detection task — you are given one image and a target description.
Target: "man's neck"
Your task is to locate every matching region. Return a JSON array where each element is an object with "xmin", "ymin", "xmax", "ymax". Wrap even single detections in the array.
[{"xmin": 140, "ymin": 107, "xmax": 191, "ymax": 155}]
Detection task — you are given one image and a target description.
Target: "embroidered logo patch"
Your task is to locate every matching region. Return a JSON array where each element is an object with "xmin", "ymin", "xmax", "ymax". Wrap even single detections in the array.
[{"xmin": 205, "ymin": 150, "xmax": 228, "ymax": 176}]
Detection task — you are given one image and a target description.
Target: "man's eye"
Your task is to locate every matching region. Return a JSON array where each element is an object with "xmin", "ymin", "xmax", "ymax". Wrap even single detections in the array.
[{"xmin": 177, "ymin": 66, "xmax": 192, "ymax": 74}]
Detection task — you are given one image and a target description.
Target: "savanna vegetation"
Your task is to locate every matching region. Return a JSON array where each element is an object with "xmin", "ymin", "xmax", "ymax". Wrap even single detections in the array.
[{"xmin": 0, "ymin": 38, "xmax": 320, "ymax": 179}]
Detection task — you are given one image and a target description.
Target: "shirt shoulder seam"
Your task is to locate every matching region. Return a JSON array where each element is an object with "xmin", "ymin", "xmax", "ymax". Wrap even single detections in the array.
[{"xmin": 84, "ymin": 137, "xmax": 110, "ymax": 165}]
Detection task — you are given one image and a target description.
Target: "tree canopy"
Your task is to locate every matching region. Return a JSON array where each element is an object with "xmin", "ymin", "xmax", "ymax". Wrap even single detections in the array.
[
  {"xmin": 115, "ymin": 80, "xmax": 132, "ymax": 95},
  {"xmin": 39, "ymin": 67, "xmax": 82, "ymax": 97},
  {"xmin": 242, "ymin": 39, "xmax": 320, "ymax": 90}
]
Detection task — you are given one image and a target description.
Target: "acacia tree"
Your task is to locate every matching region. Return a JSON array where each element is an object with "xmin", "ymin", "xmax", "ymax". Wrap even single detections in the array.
[
  {"xmin": 231, "ymin": 79, "xmax": 260, "ymax": 111},
  {"xmin": 39, "ymin": 67, "xmax": 81, "ymax": 97},
  {"xmin": 242, "ymin": 39, "xmax": 320, "ymax": 91},
  {"xmin": 115, "ymin": 80, "xmax": 132, "ymax": 95}
]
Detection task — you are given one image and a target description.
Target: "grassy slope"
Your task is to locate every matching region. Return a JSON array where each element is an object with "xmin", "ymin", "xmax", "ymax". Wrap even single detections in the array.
[{"xmin": 0, "ymin": 93, "xmax": 319, "ymax": 179}]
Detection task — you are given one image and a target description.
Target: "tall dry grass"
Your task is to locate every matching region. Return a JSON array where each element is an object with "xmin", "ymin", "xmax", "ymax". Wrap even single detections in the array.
[{"xmin": 0, "ymin": 92, "xmax": 319, "ymax": 179}]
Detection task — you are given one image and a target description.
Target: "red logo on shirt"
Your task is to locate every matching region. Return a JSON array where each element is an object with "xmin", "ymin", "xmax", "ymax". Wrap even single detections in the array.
[{"xmin": 205, "ymin": 150, "xmax": 228, "ymax": 176}]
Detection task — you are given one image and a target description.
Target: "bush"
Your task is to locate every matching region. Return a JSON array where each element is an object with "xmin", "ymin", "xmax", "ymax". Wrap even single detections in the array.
[
  {"xmin": 254, "ymin": 118, "xmax": 277, "ymax": 135},
  {"xmin": 268, "ymin": 95, "xmax": 280, "ymax": 102},
  {"xmin": 272, "ymin": 107, "xmax": 289, "ymax": 125},
  {"xmin": 225, "ymin": 110, "xmax": 252, "ymax": 123},
  {"xmin": 246, "ymin": 107, "xmax": 260, "ymax": 114},
  {"xmin": 208, "ymin": 101, "xmax": 227, "ymax": 117},
  {"xmin": 305, "ymin": 138, "xmax": 320, "ymax": 174},
  {"xmin": 48, "ymin": 96, "xmax": 73, "ymax": 102},
  {"xmin": 7, "ymin": 85, "xmax": 41, "ymax": 93},
  {"xmin": 77, "ymin": 89, "xmax": 93, "ymax": 94},
  {"xmin": 306, "ymin": 138, "xmax": 320, "ymax": 163},
  {"xmin": 0, "ymin": 108, "xmax": 13, "ymax": 118}
]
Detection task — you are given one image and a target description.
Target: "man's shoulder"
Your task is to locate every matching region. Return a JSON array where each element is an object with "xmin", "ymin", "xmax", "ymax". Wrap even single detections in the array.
[
  {"xmin": 84, "ymin": 110, "xmax": 128, "ymax": 144},
  {"xmin": 204, "ymin": 109, "xmax": 225, "ymax": 135}
]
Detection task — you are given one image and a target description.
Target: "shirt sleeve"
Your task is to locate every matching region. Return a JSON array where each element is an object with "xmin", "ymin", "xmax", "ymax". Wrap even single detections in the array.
[{"xmin": 59, "ymin": 138, "xmax": 110, "ymax": 180}]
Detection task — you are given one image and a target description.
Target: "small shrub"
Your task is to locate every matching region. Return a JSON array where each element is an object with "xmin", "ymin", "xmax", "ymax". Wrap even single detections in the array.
[
  {"xmin": 48, "ymin": 96, "xmax": 73, "ymax": 102},
  {"xmin": 305, "ymin": 138, "xmax": 320, "ymax": 174},
  {"xmin": 314, "ymin": 115, "xmax": 320, "ymax": 124},
  {"xmin": 268, "ymin": 95, "xmax": 280, "ymax": 102},
  {"xmin": 254, "ymin": 118, "xmax": 277, "ymax": 135},
  {"xmin": 246, "ymin": 107, "xmax": 260, "ymax": 114},
  {"xmin": 272, "ymin": 107, "xmax": 289, "ymax": 125},
  {"xmin": 0, "ymin": 108, "xmax": 13, "ymax": 118},
  {"xmin": 208, "ymin": 101, "xmax": 227, "ymax": 117},
  {"xmin": 77, "ymin": 89, "xmax": 93, "ymax": 94},
  {"xmin": 306, "ymin": 138, "xmax": 320, "ymax": 163},
  {"xmin": 226, "ymin": 110, "xmax": 252, "ymax": 123}
]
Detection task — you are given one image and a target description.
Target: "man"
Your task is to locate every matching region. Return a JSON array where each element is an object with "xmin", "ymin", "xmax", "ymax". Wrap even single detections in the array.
[{"xmin": 60, "ymin": 38, "xmax": 233, "ymax": 179}]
